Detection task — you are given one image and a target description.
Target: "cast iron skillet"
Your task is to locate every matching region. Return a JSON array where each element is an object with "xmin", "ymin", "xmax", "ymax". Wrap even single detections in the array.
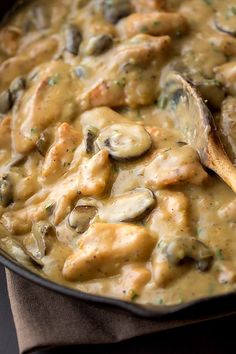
[{"xmin": 1, "ymin": 0, "xmax": 236, "ymax": 319}]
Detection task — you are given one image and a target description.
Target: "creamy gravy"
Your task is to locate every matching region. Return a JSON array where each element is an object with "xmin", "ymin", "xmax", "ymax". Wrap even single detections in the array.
[{"xmin": 0, "ymin": 0, "xmax": 236, "ymax": 305}]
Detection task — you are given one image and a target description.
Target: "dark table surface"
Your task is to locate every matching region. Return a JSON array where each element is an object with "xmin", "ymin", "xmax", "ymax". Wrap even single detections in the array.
[{"xmin": 1, "ymin": 264, "xmax": 236, "ymax": 354}]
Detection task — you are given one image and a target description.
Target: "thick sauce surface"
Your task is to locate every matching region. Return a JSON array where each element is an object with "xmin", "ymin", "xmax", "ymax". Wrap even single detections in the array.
[{"xmin": 1, "ymin": 0, "xmax": 236, "ymax": 305}]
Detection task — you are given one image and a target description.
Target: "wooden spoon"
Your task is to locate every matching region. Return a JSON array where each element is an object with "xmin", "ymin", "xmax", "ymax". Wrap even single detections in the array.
[{"xmin": 161, "ymin": 71, "xmax": 236, "ymax": 193}]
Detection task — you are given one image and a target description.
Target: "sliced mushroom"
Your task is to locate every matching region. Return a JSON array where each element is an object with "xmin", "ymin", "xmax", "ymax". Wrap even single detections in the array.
[
  {"xmin": 215, "ymin": 4, "xmax": 236, "ymax": 37},
  {"xmin": 162, "ymin": 71, "xmax": 236, "ymax": 194},
  {"xmin": 0, "ymin": 234, "xmax": 32, "ymax": 267},
  {"xmin": 10, "ymin": 77, "xmax": 26, "ymax": 102},
  {"xmin": 96, "ymin": 123, "xmax": 152, "ymax": 160},
  {"xmin": 68, "ymin": 206, "xmax": 97, "ymax": 233},
  {"xmin": 99, "ymin": 188, "xmax": 156, "ymax": 223},
  {"xmin": 7, "ymin": 154, "xmax": 26, "ymax": 168},
  {"xmin": 166, "ymin": 237, "xmax": 213, "ymax": 272},
  {"xmin": 86, "ymin": 34, "xmax": 113, "ymax": 56},
  {"xmin": 77, "ymin": 0, "xmax": 90, "ymax": 8},
  {"xmin": 36, "ymin": 131, "xmax": 51, "ymax": 156},
  {"xmin": 0, "ymin": 90, "xmax": 12, "ymax": 114},
  {"xmin": 85, "ymin": 126, "xmax": 98, "ymax": 153},
  {"xmin": 104, "ymin": 0, "xmax": 134, "ymax": 24},
  {"xmin": 64, "ymin": 25, "xmax": 82, "ymax": 55},
  {"xmin": 23, "ymin": 221, "xmax": 55, "ymax": 266},
  {"xmin": 0, "ymin": 174, "xmax": 13, "ymax": 207},
  {"xmin": 74, "ymin": 65, "xmax": 87, "ymax": 78}
]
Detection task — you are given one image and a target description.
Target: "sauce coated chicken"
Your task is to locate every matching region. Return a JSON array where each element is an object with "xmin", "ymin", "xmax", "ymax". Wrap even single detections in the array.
[{"xmin": 1, "ymin": 0, "xmax": 236, "ymax": 305}]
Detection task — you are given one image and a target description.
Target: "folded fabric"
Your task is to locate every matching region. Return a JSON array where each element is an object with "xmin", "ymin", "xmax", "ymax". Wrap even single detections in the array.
[{"xmin": 6, "ymin": 270, "xmax": 236, "ymax": 354}]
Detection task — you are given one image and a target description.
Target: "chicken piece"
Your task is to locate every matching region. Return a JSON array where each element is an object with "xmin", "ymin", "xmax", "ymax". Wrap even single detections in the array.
[
  {"xmin": 53, "ymin": 183, "xmax": 79, "ymax": 225},
  {"xmin": 214, "ymin": 61, "xmax": 236, "ymax": 96},
  {"xmin": 218, "ymin": 198, "xmax": 236, "ymax": 221},
  {"xmin": 79, "ymin": 34, "xmax": 171, "ymax": 109},
  {"xmin": 144, "ymin": 145, "xmax": 208, "ymax": 190},
  {"xmin": 112, "ymin": 264, "xmax": 151, "ymax": 301},
  {"xmin": 147, "ymin": 190, "xmax": 192, "ymax": 287},
  {"xmin": 0, "ymin": 26, "xmax": 22, "ymax": 56},
  {"xmin": 14, "ymin": 175, "xmax": 38, "ymax": 202},
  {"xmin": 132, "ymin": 0, "xmax": 166, "ymax": 12},
  {"xmin": 117, "ymin": 12, "xmax": 187, "ymax": 40},
  {"xmin": 0, "ymin": 115, "xmax": 11, "ymax": 150},
  {"xmin": 78, "ymin": 150, "xmax": 111, "ymax": 197},
  {"xmin": 218, "ymin": 262, "xmax": 236, "ymax": 284},
  {"xmin": 209, "ymin": 33, "xmax": 236, "ymax": 57},
  {"xmin": 1, "ymin": 204, "xmax": 47, "ymax": 235},
  {"xmin": 63, "ymin": 223, "xmax": 155, "ymax": 281},
  {"xmin": 0, "ymin": 37, "xmax": 59, "ymax": 92},
  {"xmin": 147, "ymin": 190, "xmax": 191, "ymax": 240},
  {"xmin": 218, "ymin": 97, "xmax": 236, "ymax": 163},
  {"xmin": 13, "ymin": 61, "xmax": 78, "ymax": 154},
  {"xmin": 152, "ymin": 258, "xmax": 189, "ymax": 287},
  {"xmin": 42, "ymin": 123, "xmax": 81, "ymax": 178},
  {"xmin": 79, "ymin": 107, "xmax": 131, "ymax": 132}
]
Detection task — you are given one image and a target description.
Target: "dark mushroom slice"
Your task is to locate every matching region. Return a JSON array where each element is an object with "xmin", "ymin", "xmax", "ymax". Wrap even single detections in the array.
[
  {"xmin": 36, "ymin": 131, "xmax": 51, "ymax": 156},
  {"xmin": 0, "ymin": 90, "xmax": 12, "ymax": 114},
  {"xmin": 0, "ymin": 225, "xmax": 34, "ymax": 266},
  {"xmin": 77, "ymin": 0, "xmax": 90, "ymax": 8},
  {"xmin": 162, "ymin": 71, "xmax": 236, "ymax": 194},
  {"xmin": 104, "ymin": 0, "xmax": 134, "ymax": 24},
  {"xmin": 96, "ymin": 123, "xmax": 152, "ymax": 161},
  {"xmin": 10, "ymin": 77, "xmax": 26, "ymax": 102},
  {"xmin": 0, "ymin": 174, "xmax": 13, "ymax": 207},
  {"xmin": 86, "ymin": 34, "xmax": 113, "ymax": 56},
  {"xmin": 64, "ymin": 25, "xmax": 82, "ymax": 55},
  {"xmin": 23, "ymin": 221, "xmax": 55, "ymax": 266},
  {"xmin": 214, "ymin": 4, "xmax": 236, "ymax": 37},
  {"xmin": 99, "ymin": 188, "xmax": 156, "ymax": 223},
  {"xmin": 68, "ymin": 205, "xmax": 97, "ymax": 233},
  {"xmin": 74, "ymin": 65, "xmax": 87, "ymax": 78},
  {"xmin": 85, "ymin": 126, "xmax": 98, "ymax": 153},
  {"xmin": 7, "ymin": 154, "xmax": 27, "ymax": 168},
  {"xmin": 166, "ymin": 237, "xmax": 213, "ymax": 272}
]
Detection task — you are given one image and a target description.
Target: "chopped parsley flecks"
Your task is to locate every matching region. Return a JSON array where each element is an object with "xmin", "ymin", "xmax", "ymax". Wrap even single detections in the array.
[
  {"xmin": 115, "ymin": 77, "xmax": 126, "ymax": 88},
  {"xmin": 45, "ymin": 203, "xmax": 54, "ymax": 214},
  {"xmin": 216, "ymin": 248, "xmax": 224, "ymax": 260},
  {"xmin": 48, "ymin": 73, "xmax": 60, "ymax": 86},
  {"xmin": 156, "ymin": 298, "xmax": 164, "ymax": 305},
  {"xmin": 202, "ymin": 0, "xmax": 213, "ymax": 6},
  {"xmin": 130, "ymin": 289, "xmax": 139, "ymax": 301},
  {"xmin": 156, "ymin": 94, "xmax": 168, "ymax": 110},
  {"xmin": 30, "ymin": 127, "xmax": 38, "ymax": 135}
]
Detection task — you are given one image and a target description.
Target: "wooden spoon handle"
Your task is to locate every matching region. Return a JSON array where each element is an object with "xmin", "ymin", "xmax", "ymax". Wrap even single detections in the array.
[{"xmin": 206, "ymin": 135, "xmax": 236, "ymax": 194}]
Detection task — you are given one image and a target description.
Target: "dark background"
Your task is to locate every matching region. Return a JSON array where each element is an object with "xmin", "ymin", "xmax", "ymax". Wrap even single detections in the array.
[{"xmin": 1, "ymin": 265, "xmax": 236, "ymax": 354}]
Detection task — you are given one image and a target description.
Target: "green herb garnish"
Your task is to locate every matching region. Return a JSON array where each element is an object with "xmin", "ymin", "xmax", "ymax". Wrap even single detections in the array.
[
  {"xmin": 130, "ymin": 289, "xmax": 139, "ymax": 302},
  {"xmin": 157, "ymin": 94, "xmax": 168, "ymax": 110},
  {"xmin": 140, "ymin": 25, "xmax": 148, "ymax": 33},
  {"xmin": 227, "ymin": 6, "xmax": 236, "ymax": 17},
  {"xmin": 30, "ymin": 127, "xmax": 38, "ymax": 135},
  {"xmin": 216, "ymin": 248, "xmax": 224, "ymax": 260},
  {"xmin": 48, "ymin": 73, "xmax": 60, "ymax": 86},
  {"xmin": 202, "ymin": 0, "xmax": 213, "ymax": 6},
  {"xmin": 115, "ymin": 77, "xmax": 126, "ymax": 88},
  {"xmin": 45, "ymin": 203, "xmax": 54, "ymax": 214},
  {"xmin": 157, "ymin": 298, "xmax": 164, "ymax": 305}
]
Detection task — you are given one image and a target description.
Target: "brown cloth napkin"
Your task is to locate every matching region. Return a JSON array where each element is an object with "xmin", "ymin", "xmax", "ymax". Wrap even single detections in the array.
[{"xmin": 6, "ymin": 270, "xmax": 236, "ymax": 354}]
